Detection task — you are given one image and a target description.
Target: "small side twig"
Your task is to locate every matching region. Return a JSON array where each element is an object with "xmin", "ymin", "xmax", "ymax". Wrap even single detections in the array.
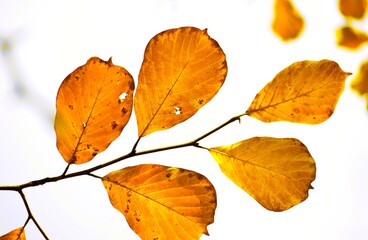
[{"xmin": 19, "ymin": 190, "xmax": 49, "ymax": 240}]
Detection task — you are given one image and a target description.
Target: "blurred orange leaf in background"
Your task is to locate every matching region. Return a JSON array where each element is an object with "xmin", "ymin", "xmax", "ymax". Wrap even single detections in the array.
[
  {"xmin": 351, "ymin": 60, "xmax": 368, "ymax": 109},
  {"xmin": 246, "ymin": 60, "xmax": 351, "ymax": 124},
  {"xmin": 102, "ymin": 164, "xmax": 216, "ymax": 239},
  {"xmin": 210, "ymin": 137, "xmax": 315, "ymax": 211},
  {"xmin": 54, "ymin": 57, "xmax": 134, "ymax": 164},
  {"xmin": 272, "ymin": 0, "xmax": 304, "ymax": 41},
  {"xmin": 0, "ymin": 227, "xmax": 26, "ymax": 240},
  {"xmin": 134, "ymin": 27, "xmax": 227, "ymax": 137},
  {"xmin": 336, "ymin": 26, "xmax": 368, "ymax": 49},
  {"xmin": 339, "ymin": 0, "xmax": 367, "ymax": 19},
  {"xmin": 351, "ymin": 60, "xmax": 368, "ymax": 95}
]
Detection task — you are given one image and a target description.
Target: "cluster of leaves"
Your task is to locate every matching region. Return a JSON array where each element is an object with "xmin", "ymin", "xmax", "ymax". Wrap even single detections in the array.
[
  {"xmin": 272, "ymin": 0, "xmax": 368, "ymax": 45},
  {"xmin": 337, "ymin": 0, "xmax": 368, "ymax": 109},
  {"xmin": 272, "ymin": 0, "xmax": 368, "ymax": 110},
  {"xmin": 336, "ymin": 0, "xmax": 367, "ymax": 49},
  {"xmin": 339, "ymin": 0, "xmax": 368, "ymax": 110},
  {"xmin": 0, "ymin": 26, "xmax": 350, "ymax": 240}
]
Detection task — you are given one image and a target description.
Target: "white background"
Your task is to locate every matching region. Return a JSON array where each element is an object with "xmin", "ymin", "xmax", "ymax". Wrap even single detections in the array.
[{"xmin": 1, "ymin": 0, "xmax": 368, "ymax": 239}]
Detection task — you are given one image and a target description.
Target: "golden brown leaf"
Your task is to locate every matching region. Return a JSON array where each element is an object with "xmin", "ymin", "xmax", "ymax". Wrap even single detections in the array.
[
  {"xmin": 336, "ymin": 26, "xmax": 368, "ymax": 49},
  {"xmin": 0, "ymin": 227, "xmax": 26, "ymax": 240},
  {"xmin": 351, "ymin": 60, "xmax": 368, "ymax": 95},
  {"xmin": 339, "ymin": 0, "xmax": 367, "ymax": 19},
  {"xmin": 102, "ymin": 164, "xmax": 216, "ymax": 239},
  {"xmin": 209, "ymin": 137, "xmax": 315, "ymax": 211},
  {"xmin": 134, "ymin": 27, "xmax": 227, "ymax": 137},
  {"xmin": 272, "ymin": 0, "xmax": 304, "ymax": 41},
  {"xmin": 246, "ymin": 60, "xmax": 351, "ymax": 124},
  {"xmin": 54, "ymin": 57, "xmax": 134, "ymax": 164}
]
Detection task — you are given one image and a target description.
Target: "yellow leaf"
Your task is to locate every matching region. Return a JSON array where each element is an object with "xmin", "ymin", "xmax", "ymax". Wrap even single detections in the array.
[
  {"xmin": 351, "ymin": 60, "xmax": 368, "ymax": 95},
  {"xmin": 134, "ymin": 27, "xmax": 227, "ymax": 137},
  {"xmin": 339, "ymin": 0, "xmax": 367, "ymax": 19},
  {"xmin": 246, "ymin": 60, "xmax": 351, "ymax": 124},
  {"xmin": 336, "ymin": 26, "xmax": 368, "ymax": 50},
  {"xmin": 209, "ymin": 137, "xmax": 316, "ymax": 211},
  {"xmin": 102, "ymin": 164, "xmax": 216, "ymax": 240},
  {"xmin": 0, "ymin": 227, "xmax": 26, "ymax": 240},
  {"xmin": 54, "ymin": 57, "xmax": 134, "ymax": 164},
  {"xmin": 272, "ymin": 0, "xmax": 304, "ymax": 41}
]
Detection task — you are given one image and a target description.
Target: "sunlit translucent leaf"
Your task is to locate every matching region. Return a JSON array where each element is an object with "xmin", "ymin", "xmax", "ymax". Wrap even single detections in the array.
[
  {"xmin": 209, "ymin": 137, "xmax": 315, "ymax": 211},
  {"xmin": 134, "ymin": 27, "xmax": 227, "ymax": 137},
  {"xmin": 272, "ymin": 0, "xmax": 304, "ymax": 41},
  {"xmin": 246, "ymin": 60, "xmax": 351, "ymax": 124},
  {"xmin": 54, "ymin": 57, "xmax": 134, "ymax": 164},
  {"xmin": 102, "ymin": 164, "xmax": 216, "ymax": 239},
  {"xmin": 339, "ymin": 0, "xmax": 367, "ymax": 19},
  {"xmin": 351, "ymin": 60, "xmax": 368, "ymax": 95},
  {"xmin": 0, "ymin": 227, "xmax": 26, "ymax": 240},
  {"xmin": 336, "ymin": 26, "xmax": 368, "ymax": 49}
]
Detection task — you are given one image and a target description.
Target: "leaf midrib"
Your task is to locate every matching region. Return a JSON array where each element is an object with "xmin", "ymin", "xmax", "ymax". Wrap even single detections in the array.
[{"xmin": 140, "ymin": 32, "xmax": 202, "ymax": 137}]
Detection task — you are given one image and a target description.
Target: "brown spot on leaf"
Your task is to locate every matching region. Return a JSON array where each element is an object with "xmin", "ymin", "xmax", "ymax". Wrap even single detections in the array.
[
  {"xmin": 111, "ymin": 121, "xmax": 118, "ymax": 130},
  {"xmin": 125, "ymin": 204, "xmax": 130, "ymax": 213},
  {"xmin": 68, "ymin": 104, "xmax": 74, "ymax": 109},
  {"xmin": 121, "ymin": 107, "xmax": 128, "ymax": 115},
  {"xmin": 197, "ymin": 174, "xmax": 203, "ymax": 180}
]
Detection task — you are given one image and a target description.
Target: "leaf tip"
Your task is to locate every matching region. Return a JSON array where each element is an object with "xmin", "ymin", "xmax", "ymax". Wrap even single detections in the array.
[{"xmin": 108, "ymin": 56, "xmax": 113, "ymax": 65}]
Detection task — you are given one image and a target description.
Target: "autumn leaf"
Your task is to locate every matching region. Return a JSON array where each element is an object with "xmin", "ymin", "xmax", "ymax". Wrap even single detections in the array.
[
  {"xmin": 246, "ymin": 60, "xmax": 351, "ymax": 124},
  {"xmin": 102, "ymin": 164, "xmax": 216, "ymax": 239},
  {"xmin": 336, "ymin": 26, "xmax": 368, "ymax": 49},
  {"xmin": 351, "ymin": 60, "xmax": 368, "ymax": 95},
  {"xmin": 351, "ymin": 60, "xmax": 368, "ymax": 109},
  {"xmin": 339, "ymin": 0, "xmax": 367, "ymax": 19},
  {"xmin": 54, "ymin": 57, "xmax": 134, "ymax": 164},
  {"xmin": 134, "ymin": 27, "xmax": 227, "ymax": 137},
  {"xmin": 209, "ymin": 137, "xmax": 315, "ymax": 211},
  {"xmin": 272, "ymin": 0, "xmax": 304, "ymax": 41},
  {"xmin": 0, "ymin": 227, "xmax": 26, "ymax": 240}
]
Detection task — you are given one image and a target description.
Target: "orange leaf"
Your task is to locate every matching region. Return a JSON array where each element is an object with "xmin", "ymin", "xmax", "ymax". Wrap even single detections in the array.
[
  {"xmin": 336, "ymin": 26, "xmax": 368, "ymax": 49},
  {"xmin": 339, "ymin": 0, "xmax": 367, "ymax": 19},
  {"xmin": 54, "ymin": 57, "xmax": 134, "ymax": 164},
  {"xmin": 134, "ymin": 27, "xmax": 227, "ymax": 137},
  {"xmin": 209, "ymin": 137, "xmax": 316, "ymax": 211},
  {"xmin": 351, "ymin": 60, "xmax": 368, "ymax": 95},
  {"xmin": 272, "ymin": 0, "xmax": 304, "ymax": 41},
  {"xmin": 102, "ymin": 164, "xmax": 216, "ymax": 239},
  {"xmin": 246, "ymin": 60, "xmax": 351, "ymax": 124},
  {"xmin": 0, "ymin": 227, "xmax": 26, "ymax": 240}
]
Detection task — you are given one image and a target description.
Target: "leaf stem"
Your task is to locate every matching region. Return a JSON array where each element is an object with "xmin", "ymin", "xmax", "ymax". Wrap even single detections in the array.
[{"xmin": 61, "ymin": 163, "xmax": 71, "ymax": 176}]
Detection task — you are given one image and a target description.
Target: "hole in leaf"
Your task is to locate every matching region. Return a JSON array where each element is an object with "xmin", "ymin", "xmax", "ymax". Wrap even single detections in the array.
[
  {"xmin": 118, "ymin": 92, "xmax": 128, "ymax": 103},
  {"xmin": 174, "ymin": 106, "xmax": 181, "ymax": 115}
]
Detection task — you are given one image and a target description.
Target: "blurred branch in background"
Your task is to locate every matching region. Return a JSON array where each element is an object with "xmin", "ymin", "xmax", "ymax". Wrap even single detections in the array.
[{"xmin": 0, "ymin": 34, "xmax": 54, "ymax": 125}]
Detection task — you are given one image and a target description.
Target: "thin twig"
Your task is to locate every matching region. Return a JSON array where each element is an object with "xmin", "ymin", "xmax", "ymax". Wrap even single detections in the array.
[
  {"xmin": 0, "ymin": 113, "xmax": 246, "ymax": 191},
  {"xmin": 19, "ymin": 190, "xmax": 49, "ymax": 239},
  {"xmin": 0, "ymin": 113, "xmax": 246, "ymax": 239}
]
